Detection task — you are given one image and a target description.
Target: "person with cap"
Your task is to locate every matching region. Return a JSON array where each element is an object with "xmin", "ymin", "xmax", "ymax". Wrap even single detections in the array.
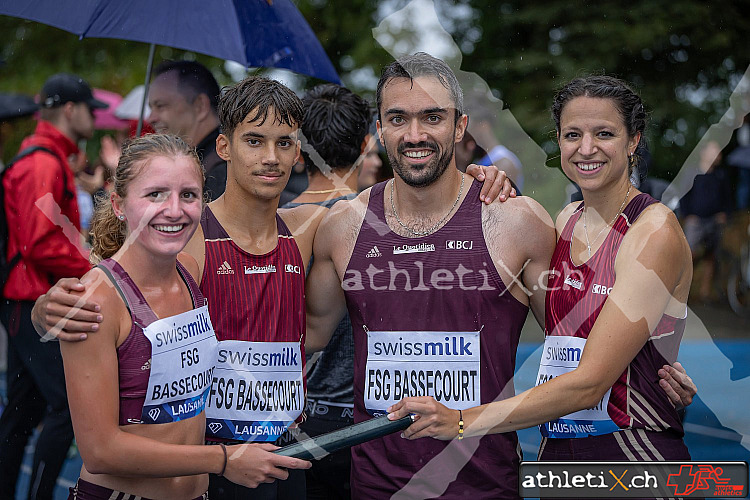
[{"xmin": 0, "ymin": 73, "xmax": 107, "ymax": 500}]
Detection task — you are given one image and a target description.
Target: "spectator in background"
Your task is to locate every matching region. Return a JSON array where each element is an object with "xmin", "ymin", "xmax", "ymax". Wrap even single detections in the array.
[
  {"xmin": 357, "ymin": 137, "xmax": 383, "ymax": 192},
  {"xmin": 680, "ymin": 140, "xmax": 733, "ymax": 302},
  {"xmin": 453, "ymin": 130, "xmax": 482, "ymax": 172},
  {"xmin": 728, "ymin": 116, "xmax": 750, "ymax": 211},
  {"xmin": 148, "ymin": 60, "xmax": 226, "ymax": 200},
  {"xmin": 0, "ymin": 73, "xmax": 106, "ymax": 500},
  {"xmin": 282, "ymin": 83, "xmax": 373, "ymax": 499},
  {"xmin": 466, "ymin": 100, "xmax": 524, "ymax": 191}
]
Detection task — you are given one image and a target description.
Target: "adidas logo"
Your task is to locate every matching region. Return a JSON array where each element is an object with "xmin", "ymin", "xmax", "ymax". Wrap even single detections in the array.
[
  {"xmin": 217, "ymin": 261, "xmax": 235, "ymax": 275},
  {"xmin": 366, "ymin": 245, "xmax": 382, "ymax": 258},
  {"xmin": 140, "ymin": 359, "xmax": 151, "ymax": 371}
]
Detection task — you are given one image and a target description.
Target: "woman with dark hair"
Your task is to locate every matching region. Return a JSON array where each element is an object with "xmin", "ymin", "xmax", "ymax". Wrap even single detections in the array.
[
  {"xmin": 62, "ymin": 134, "xmax": 309, "ymax": 499},
  {"xmin": 389, "ymin": 75, "xmax": 692, "ymax": 461}
]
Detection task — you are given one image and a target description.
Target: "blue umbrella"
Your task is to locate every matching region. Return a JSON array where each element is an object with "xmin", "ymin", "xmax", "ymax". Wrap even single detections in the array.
[{"xmin": 1, "ymin": 0, "xmax": 341, "ymax": 132}]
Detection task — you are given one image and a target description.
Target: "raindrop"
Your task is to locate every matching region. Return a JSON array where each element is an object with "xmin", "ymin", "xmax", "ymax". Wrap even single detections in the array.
[
  {"xmin": 340, "ymin": 55, "xmax": 355, "ymax": 71},
  {"xmin": 674, "ymin": 49, "xmax": 688, "ymax": 63}
]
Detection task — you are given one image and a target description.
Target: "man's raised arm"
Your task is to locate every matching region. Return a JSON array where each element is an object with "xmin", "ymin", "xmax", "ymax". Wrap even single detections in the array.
[{"xmin": 32, "ymin": 278, "xmax": 103, "ymax": 341}]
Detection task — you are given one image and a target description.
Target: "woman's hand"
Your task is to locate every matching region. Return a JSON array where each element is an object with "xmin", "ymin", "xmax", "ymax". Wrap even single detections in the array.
[{"xmin": 388, "ymin": 397, "xmax": 461, "ymax": 441}]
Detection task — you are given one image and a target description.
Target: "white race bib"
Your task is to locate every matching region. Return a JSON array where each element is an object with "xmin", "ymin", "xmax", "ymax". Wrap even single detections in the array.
[
  {"xmin": 364, "ymin": 330, "xmax": 481, "ymax": 415},
  {"xmin": 141, "ymin": 306, "xmax": 217, "ymax": 424},
  {"xmin": 205, "ymin": 341, "xmax": 304, "ymax": 442},
  {"xmin": 535, "ymin": 336, "xmax": 619, "ymax": 438}
]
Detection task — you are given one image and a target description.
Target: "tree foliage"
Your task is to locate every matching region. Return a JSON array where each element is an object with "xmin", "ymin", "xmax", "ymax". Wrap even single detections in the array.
[{"xmin": 2, "ymin": 0, "xmax": 749, "ymax": 186}]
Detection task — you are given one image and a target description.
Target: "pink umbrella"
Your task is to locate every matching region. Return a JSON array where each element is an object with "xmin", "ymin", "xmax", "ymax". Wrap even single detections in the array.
[{"xmin": 93, "ymin": 89, "xmax": 129, "ymax": 130}]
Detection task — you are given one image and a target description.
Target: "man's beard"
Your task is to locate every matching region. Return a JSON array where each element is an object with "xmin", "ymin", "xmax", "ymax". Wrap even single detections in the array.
[{"xmin": 386, "ymin": 140, "xmax": 455, "ymax": 188}]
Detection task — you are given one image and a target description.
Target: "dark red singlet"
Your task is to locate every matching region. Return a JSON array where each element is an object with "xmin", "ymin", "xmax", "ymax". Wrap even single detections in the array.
[
  {"xmin": 542, "ymin": 193, "xmax": 690, "ymax": 461},
  {"xmin": 199, "ymin": 206, "xmax": 305, "ymax": 346},
  {"xmin": 97, "ymin": 258, "xmax": 204, "ymax": 426},
  {"xmin": 346, "ymin": 180, "xmax": 529, "ymax": 499}
]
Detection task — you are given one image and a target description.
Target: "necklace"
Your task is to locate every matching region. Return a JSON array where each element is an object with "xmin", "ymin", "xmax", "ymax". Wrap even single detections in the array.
[
  {"xmin": 390, "ymin": 174, "xmax": 464, "ymax": 236},
  {"xmin": 301, "ymin": 188, "xmax": 355, "ymax": 195},
  {"xmin": 582, "ymin": 184, "xmax": 632, "ymax": 258}
]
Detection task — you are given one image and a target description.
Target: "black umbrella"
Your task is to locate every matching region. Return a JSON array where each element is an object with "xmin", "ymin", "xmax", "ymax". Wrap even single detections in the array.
[{"xmin": 0, "ymin": 94, "xmax": 38, "ymax": 121}]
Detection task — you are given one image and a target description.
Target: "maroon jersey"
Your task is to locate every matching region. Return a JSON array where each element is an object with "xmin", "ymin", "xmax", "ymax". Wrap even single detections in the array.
[
  {"xmin": 97, "ymin": 258, "xmax": 204, "ymax": 426},
  {"xmin": 346, "ymin": 180, "xmax": 528, "ymax": 499},
  {"xmin": 200, "ymin": 206, "xmax": 305, "ymax": 346},
  {"xmin": 544, "ymin": 193, "xmax": 686, "ymax": 436},
  {"xmin": 200, "ymin": 207, "xmax": 307, "ymax": 442}
]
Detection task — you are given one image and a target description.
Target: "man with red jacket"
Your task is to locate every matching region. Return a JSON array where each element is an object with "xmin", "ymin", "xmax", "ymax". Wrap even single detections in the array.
[{"xmin": 0, "ymin": 73, "xmax": 106, "ymax": 500}]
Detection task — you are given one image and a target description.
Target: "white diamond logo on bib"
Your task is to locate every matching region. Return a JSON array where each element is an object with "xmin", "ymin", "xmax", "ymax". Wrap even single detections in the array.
[
  {"xmin": 148, "ymin": 408, "xmax": 161, "ymax": 421},
  {"xmin": 208, "ymin": 422, "xmax": 223, "ymax": 434}
]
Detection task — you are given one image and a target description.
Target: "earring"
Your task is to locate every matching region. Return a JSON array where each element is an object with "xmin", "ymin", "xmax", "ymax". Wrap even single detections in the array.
[
  {"xmin": 629, "ymin": 153, "xmax": 636, "ymax": 169},
  {"xmin": 117, "ymin": 214, "xmax": 125, "ymax": 221}
]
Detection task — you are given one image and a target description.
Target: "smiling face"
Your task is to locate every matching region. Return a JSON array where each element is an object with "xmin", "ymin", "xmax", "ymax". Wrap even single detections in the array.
[
  {"xmin": 113, "ymin": 155, "xmax": 203, "ymax": 259},
  {"xmin": 377, "ymin": 76, "xmax": 467, "ymax": 188},
  {"xmin": 558, "ymin": 96, "xmax": 640, "ymax": 192},
  {"xmin": 148, "ymin": 71, "xmax": 200, "ymax": 144},
  {"xmin": 217, "ymin": 107, "xmax": 300, "ymax": 201}
]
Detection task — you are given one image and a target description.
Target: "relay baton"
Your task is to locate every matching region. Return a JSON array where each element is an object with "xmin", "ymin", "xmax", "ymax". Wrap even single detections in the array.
[{"xmin": 273, "ymin": 414, "xmax": 415, "ymax": 460}]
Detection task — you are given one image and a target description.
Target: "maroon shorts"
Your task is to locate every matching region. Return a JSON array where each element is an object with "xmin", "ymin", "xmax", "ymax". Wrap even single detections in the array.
[
  {"xmin": 539, "ymin": 428, "xmax": 690, "ymax": 461},
  {"xmin": 68, "ymin": 478, "xmax": 208, "ymax": 500}
]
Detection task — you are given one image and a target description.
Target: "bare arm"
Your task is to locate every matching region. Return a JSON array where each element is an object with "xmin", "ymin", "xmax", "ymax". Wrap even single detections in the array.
[
  {"xmin": 278, "ymin": 204, "xmax": 327, "ymax": 266},
  {"xmin": 304, "ymin": 204, "xmax": 350, "ymax": 353},
  {"xmin": 482, "ymin": 196, "xmax": 555, "ymax": 326},
  {"xmin": 32, "ymin": 278, "xmax": 102, "ymax": 341},
  {"xmin": 517, "ymin": 198, "xmax": 556, "ymax": 327},
  {"xmin": 390, "ymin": 208, "xmax": 691, "ymax": 438},
  {"xmin": 61, "ymin": 270, "xmax": 310, "ymax": 485},
  {"xmin": 30, "ymin": 246, "xmax": 204, "ymax": 342}
]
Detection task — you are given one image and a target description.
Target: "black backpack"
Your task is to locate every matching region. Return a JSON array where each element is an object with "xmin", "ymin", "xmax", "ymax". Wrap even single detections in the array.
[{"xmin": 0, "ymin": 145, "xmax": 61, "ymax": 288}]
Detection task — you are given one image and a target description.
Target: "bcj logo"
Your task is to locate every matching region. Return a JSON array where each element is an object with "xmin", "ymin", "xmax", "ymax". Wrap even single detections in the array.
[
  {"xmin": 285, "ymin": 264, "xmax": 301, "ymax": 274},
  {"xmin": 446, "ymin": 240, "xmax": 473, "ymax": 250}
]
